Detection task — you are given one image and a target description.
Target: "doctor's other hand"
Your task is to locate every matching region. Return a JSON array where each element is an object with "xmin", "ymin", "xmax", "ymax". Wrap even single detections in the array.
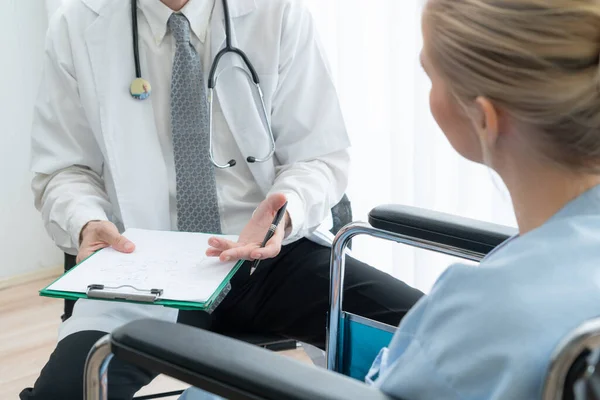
[
  {"xmin": 76, "ymin": 220, "xmax": 135, "ymax": 264},
  {"xmin": 207, "ymin": 193, "xmax": 290, "ymax": 263}
]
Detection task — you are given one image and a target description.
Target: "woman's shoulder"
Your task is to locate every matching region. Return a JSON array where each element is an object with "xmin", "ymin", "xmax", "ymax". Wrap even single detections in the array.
[
  {"xmin": 432, "ymin": 213, "xmax": 600, "ymax": 316},
  {"xmin": 420, "ymin": 212, "xmax": 600, "ymax": 341},
  {"xmin": 480, "ymin": 213, "xmax": 600, "ymax": 285},
  {"xmin": 419, "ymin": 215, "xmax": 600, "ymax": 370}
]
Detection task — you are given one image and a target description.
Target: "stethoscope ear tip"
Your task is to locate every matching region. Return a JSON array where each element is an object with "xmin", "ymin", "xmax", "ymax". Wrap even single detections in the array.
[
  {"xmin": 228, "ymin": 159, "xmax": 237, "ymax": 167},
  {"xmin": 246, "ymin": 156, "xmax": 256, "ymax": 163}
]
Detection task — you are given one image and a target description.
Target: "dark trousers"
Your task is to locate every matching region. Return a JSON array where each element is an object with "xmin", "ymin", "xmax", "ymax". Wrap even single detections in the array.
[{"xmin": 20, "ymin": 239, "xmax": 424, "ymax": 400}]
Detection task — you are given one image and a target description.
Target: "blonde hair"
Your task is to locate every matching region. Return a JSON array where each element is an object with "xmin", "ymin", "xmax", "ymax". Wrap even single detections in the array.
[{"xmin": 424, "ymin": 0, "xmax": 600, "ymax": 172}]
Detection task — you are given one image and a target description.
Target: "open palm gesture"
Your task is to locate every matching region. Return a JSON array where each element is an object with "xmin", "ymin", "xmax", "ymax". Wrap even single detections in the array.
[{"xmin": 206, "ymin": 193, "xmax": 290, "ymax": 262}]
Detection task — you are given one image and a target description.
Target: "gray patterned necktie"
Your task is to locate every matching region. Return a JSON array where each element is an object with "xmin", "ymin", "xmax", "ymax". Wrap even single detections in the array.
[{"xmin": 168, "ymin": 13, "xmax": 221, "ymax": 234}]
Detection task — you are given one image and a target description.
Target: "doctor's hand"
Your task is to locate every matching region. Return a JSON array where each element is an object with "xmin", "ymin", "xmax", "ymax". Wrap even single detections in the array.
[
  {"xmin": 76, "ymin": 221, "xmax": 135, "ymax": 264},
  {"xmin": 206, "ymin": 193, "xmax": 291, "ymax": 263}
]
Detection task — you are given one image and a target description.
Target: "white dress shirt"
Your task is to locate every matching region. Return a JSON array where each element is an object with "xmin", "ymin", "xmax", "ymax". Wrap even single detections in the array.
[{"xmin": 137, "ymin": 0, "xmax": 266, "ymax": 234}]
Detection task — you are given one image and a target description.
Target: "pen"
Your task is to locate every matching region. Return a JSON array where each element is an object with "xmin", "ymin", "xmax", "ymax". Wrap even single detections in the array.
[{"xmin": 250, "ymin": 201, "xmax": 288, "ymax": 274}]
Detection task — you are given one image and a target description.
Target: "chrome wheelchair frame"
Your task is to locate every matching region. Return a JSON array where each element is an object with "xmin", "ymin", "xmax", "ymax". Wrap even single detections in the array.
[
  {"xmin": 83, "ymin": 205, "xmax": 600, "ymax": 400},
  {"xmin": 326, "ymin": 220, "xmax": 488, "ymax": 373}
]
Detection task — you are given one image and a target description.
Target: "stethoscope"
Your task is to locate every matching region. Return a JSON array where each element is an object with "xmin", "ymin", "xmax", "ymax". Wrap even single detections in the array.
[{"xmin": 129, "ymin": 0, "xmax": 275, "ymax": 169}]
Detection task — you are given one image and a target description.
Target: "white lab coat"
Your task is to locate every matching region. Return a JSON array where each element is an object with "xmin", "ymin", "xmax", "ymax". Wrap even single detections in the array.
[{"xmin": 30, "ymin": 0, "xmax": 351, "ymax": 339}]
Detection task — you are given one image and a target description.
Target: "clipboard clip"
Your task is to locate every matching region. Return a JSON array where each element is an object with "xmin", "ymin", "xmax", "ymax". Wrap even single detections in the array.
[{"xmin": 86, "ymin": 284, "xmax": 163, "ymax": 303}]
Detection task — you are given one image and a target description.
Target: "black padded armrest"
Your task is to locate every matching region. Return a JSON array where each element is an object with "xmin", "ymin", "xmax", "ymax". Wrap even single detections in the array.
[
  {"xmin": 111, "ymin": 319, "xmax": 397, "ymax": 400},
  {"xmin": 369, "ymin": 205, "xmax": 516, "ymax": 256}
]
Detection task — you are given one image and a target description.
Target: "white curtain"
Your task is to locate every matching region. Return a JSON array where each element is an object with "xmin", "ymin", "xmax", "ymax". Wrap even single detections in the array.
[
  {"xmin": 303, "ymin": 0, "xmax": 517, "ymax": 292},
  {"xmin": 43, "ymin": 0, "xmax": 517, "ymax": 293}
]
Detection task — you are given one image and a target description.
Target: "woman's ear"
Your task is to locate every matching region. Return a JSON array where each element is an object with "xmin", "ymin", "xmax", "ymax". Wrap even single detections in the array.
[{"xmin": 472, "ymin": 96, "xmax": 500, "ymax": 148}]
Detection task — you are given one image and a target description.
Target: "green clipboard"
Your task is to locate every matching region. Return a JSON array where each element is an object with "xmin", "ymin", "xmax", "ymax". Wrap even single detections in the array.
[{"xmin": 39, "ymin": 232, "xmax": 246, "ymax": 313}]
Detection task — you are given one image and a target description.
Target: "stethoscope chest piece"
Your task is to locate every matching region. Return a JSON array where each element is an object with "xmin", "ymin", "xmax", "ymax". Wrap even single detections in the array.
[
  {"xmin": 129, "ymin": 0, "xmax": 275, "ymax": 167},
  {"xmin": 130, "ymin": 77, "xmax": 152, "ymax": 100}
]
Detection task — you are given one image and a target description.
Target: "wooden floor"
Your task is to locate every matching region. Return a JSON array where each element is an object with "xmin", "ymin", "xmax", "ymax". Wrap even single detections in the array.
[{"xmin": 0, "ymin": 276, "xmax": 311, "ymax": 399}]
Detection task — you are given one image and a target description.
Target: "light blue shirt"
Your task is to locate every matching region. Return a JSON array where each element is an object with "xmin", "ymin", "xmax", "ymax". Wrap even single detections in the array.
[
  {"xmin": 179, "ymin": 184, "xmax": 600, "ymax": 399},
  {"xmin": 369, "ymin": 184, "xmax": 600, "ymax": 399}
]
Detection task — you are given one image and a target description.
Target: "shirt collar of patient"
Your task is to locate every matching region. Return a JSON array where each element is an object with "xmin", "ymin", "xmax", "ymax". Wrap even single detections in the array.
[{"xmin": 139, "ymin": 0, "xmax": 213, "ymax": 45}]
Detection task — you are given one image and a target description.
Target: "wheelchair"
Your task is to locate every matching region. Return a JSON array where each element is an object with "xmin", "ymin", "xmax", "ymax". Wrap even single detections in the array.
[{"xmin": 84, "ymin": 203, "xmax": 600, "ymax": 400}]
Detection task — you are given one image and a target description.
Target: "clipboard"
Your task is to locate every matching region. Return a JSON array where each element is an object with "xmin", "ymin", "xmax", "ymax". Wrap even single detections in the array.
[
  {"xmin": 39, "ymin": 270, "xmax": 240, "ymax": 312},
  {"xmin": 39, "ymin": 229, "xmax": 245, "ymax": 313}
]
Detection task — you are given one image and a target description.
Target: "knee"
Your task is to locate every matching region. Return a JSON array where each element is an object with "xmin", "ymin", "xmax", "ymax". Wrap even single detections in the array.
[
  {"xmin": 19, "ymin": 331, "xmax": 106, "ymax": 400},
  {"xmin": 19, "ymin": 370, "xmax": 84, "ymax": 400}
]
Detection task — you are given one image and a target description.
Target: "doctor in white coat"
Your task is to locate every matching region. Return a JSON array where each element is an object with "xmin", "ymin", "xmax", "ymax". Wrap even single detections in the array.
[{"xmin": 22, "ymin": 0, "xmax": 424, "ymax": 398}]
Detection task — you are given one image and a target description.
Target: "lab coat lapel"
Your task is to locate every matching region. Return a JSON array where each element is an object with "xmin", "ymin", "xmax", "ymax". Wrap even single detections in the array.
[
  {"xmin": 209, "ymin": 0, "xmax": 275, "ymax": 194},
  {"xmin": 85, "ymin": 3, "xmax": 171, "ymax": 230}
]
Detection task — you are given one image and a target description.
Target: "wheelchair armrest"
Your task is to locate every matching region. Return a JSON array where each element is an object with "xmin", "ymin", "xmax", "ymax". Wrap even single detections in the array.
[
  {"xmin": 369, "ymin": 205, "xmax": 516, "ymax": 255},
  {"xmin": 111, "ymin": 319, "xmax": 396, "ymax": 400}
]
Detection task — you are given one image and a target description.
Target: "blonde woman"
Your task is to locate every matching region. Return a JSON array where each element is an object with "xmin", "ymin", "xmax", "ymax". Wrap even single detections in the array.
[
  {"xmin": 368, "ymin": 0, "xmax": 600, "ymax": 398},
  {"xmin": 180, "ymin": 0, "xmax": 600, "ymax": 399}
]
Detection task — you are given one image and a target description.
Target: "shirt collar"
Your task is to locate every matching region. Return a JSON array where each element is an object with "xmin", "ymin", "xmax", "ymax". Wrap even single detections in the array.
[
  {"xmin": 139, "ymin": 0, "xmax": 215, "ymax": 45},
  {"xmin": 547, "ymin": 182, "xmax": 600, "ymax": 222},
  {"xmin": 483, "ymin": 183, "xmax": 600, "ymax": 264}
]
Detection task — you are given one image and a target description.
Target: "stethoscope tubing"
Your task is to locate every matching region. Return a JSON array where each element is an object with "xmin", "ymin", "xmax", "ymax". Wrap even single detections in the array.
[
  {"xmin": 131, "ymin": 0, "xmax": 141, "ymax": 78},
  {"xmin": 130, "ymin": 0, "xmax": 276, "ymax": 169}
]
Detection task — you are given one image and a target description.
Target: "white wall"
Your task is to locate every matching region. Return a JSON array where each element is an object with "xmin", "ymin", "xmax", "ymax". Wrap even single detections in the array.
[{"xmin": 0, "ymin": 0, "xmax": 62, "ymax": 280}]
